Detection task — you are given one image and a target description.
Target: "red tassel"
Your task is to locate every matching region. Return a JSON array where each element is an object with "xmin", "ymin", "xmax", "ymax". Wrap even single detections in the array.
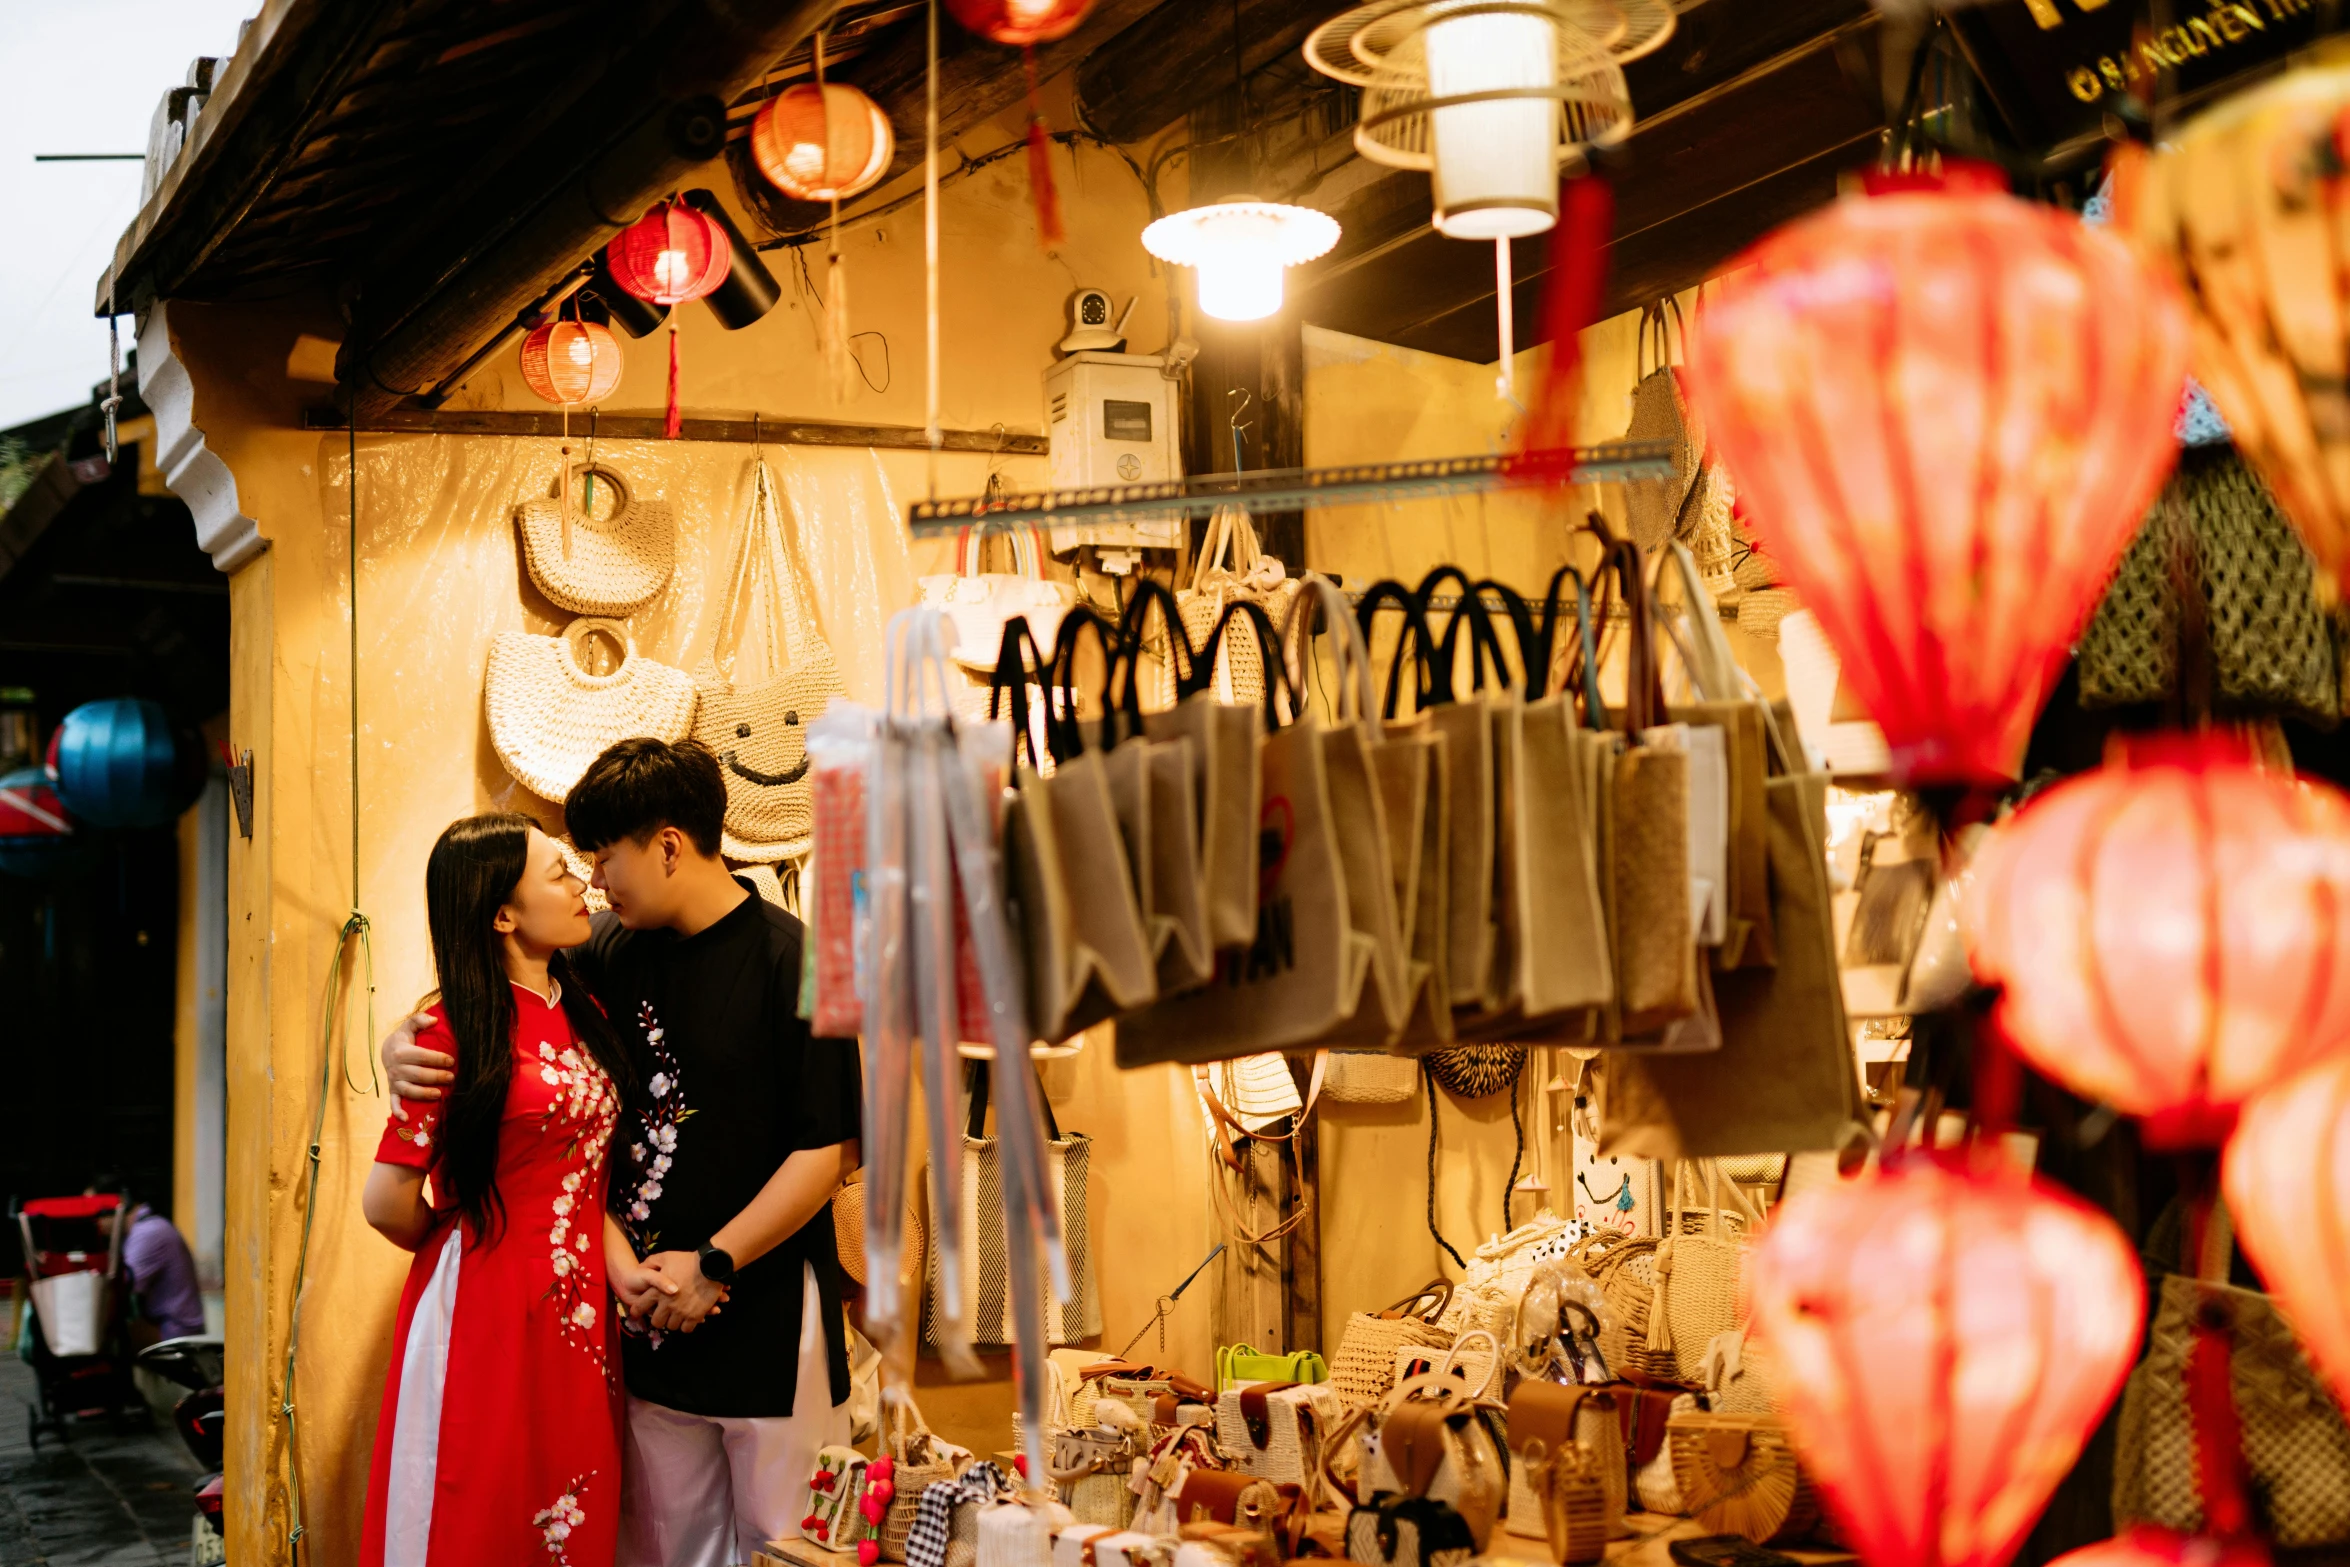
[
  {"xmin": 1518, "ymin": 170, "xmax": 1615, "ymax": 470},
  {"xmin": 665, "ymin": 322, "xmax": 682, "ymax": 440},
  {"xmin": 1023, "ymin": 49, "xmax": 1064, "ymax": 252}
]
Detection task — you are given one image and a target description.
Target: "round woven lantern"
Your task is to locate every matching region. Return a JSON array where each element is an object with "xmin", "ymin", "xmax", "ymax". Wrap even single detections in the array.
[
  {"xmin": 606, "ymin": 200, "xmax": 732, "ymax": 307},
  {"xmin": 518, "ymin": 319, "xmax": 623, "ymax": 406},
  {"xmin": 1964, "ymin": 733, "xmax": 2350, "ymax": 1148},
  {"xmin": 944, "ymin": 0, "xmax": 1092, "ymax": 46},
  {"xmin": 1748, "ymin": 1156, "xmax": 2144, "ymax": 1567},
  {"xmin": 1679, "ymin": 162, "xmax": 2191, "ymax": 786},
  {"xmin": 2224, "ymin": 1053, "xmax": 2350, "ymax": 1418},
  {"xmin": 750, "ymin": 83, "xmax": 894, "ymax": 203}
]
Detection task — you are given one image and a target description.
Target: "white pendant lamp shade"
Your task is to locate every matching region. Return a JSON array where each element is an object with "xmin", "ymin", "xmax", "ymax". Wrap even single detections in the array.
[
  {"xmin": 1142, "ymin": 200, "xmax": 1342, "ymax": 322},
  {"xmin": 1424, "ymin": 4, "xmax": 1563, "ymax": 239},
  {"xmin": 1307, "ymin": 0, "xmax": 1634, "ymax": 240}
]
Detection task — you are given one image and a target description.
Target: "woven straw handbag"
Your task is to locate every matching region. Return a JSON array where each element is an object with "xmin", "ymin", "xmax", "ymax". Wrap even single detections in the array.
[
  {"xmin": 484, "ymin": 617, "xmax": 696, "ymax": 804},
  {"xmin": 692, "ymin": 459, "xmax": 846, "ymax": 863},
  {"xmin": 1646, "ymin": 1162, "xmax": 1757, "ymax": 1386},
  {"xmin": 1504, "ymin": 1384, "xmax": 1623, "ymax": 1550},
  {"xmin": 1331, "ymin": 1282, "xmax": 1456, "ymax": 1410},
  {"xmin": 515, "ymin": 461, "xmax": 676, "ymax": 616},
  {"xmin": 1566, "ymin": 1230, "xmax": 1677, "ymax": 1381},
  {"xmin": 1327, "ymin": 1050, "xmax": 1419, "ymax": 1105},
  {"xmin": 2113, "ymin": 1202, "xmax": 2350, "ymax": 1549},
  {"xmin": 1176, "ymin": 507, "xmax": 1297, "ymax": 707},
  {"xmin": 1214, "ymin": 1382, "xmax": 1339, "ymax": 1485},
  {"xmin": 879, "ymin": 1404, "xmax": 967, "ymax": 1563},
  {"xmin": 1666, "ymin": 1413, "xmax": 1818, "ymax": 1546}
]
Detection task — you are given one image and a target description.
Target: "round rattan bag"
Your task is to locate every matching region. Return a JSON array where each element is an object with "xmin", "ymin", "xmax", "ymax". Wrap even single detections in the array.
[
  {"xmin": 484, "ymin": 618, "xmax": 697, "ymax": 804},
  {"xmin": 515, "ymin": 463, "xmax": 676, "ymax": 617},
  {"xmin": 1666, "ymin": 1414, "xmax": 1819, "ymax": 1546},
  {"xmin": 1427, "ymin": 1044, "xmax": 1526, "ymax": 1100}
]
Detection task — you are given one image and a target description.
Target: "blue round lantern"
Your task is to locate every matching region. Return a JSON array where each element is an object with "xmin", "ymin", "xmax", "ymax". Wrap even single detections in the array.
[
  {"xmin": 51, "ymin": 698, "xmax": 194, "ymax": 829},
  {"xmin": 0, "ymin": 765, "xmax": 87, "ymax": 878}
]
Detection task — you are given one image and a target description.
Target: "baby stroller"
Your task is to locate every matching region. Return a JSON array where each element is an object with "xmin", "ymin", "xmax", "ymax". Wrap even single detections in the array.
[{"xmin": 13, "ymin": 1193, "xmax": 137, "ymax": 1445}]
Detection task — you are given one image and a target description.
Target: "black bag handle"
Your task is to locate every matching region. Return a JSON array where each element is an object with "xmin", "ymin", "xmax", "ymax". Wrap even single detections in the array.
[
  {"xmin": 1533, "ymin": 563, "xmax": 1610, "ymax": 730},
  {"xmin": 988, "ymin": 616, "xmax": 1056, "ymax": 773},
  {"xmin": 1416, "ymin": 565, "xmax": 1514, "ymax": 701},
  {"xmin": 1045, "ymin": 605, "xmax": 1122, "ymax": 765},
  {"xmin": 1191, "ymin": 598, "xmax": 1296, "ymax": 734},
  {"xmin": 1355, "ymin": 578, "xmax": 1442, "ymax": 721},
  {"xmin": 1110, "ymin": 576, "xmax": 1199, "ymax": 746},
  {"xmin": 965, "ymin": 1056, "xmax": 1063, "ymax": 1143},
  {"xmin": 1469, "ymin": 576, "xmax": 1541, "ymax": 696}
]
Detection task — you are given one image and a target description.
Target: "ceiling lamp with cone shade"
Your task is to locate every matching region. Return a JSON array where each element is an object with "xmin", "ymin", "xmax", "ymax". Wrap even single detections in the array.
[
  {"xmin": 1142, "ymin": 199, "xmax": 1340, "ymax": 322},
  {"xmin": 1306, "ymin": 0, "xmax": 1634, "ymax": 241}
]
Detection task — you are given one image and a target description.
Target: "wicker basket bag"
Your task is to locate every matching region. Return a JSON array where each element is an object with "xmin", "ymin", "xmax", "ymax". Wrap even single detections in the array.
[
  {"xmin": 485, "ymin": 617, "xmax": 696, "ymax": 803},
  {"xmin": 1330, "ymin": 1281, "xmax": 1455, "ymax": 1410},
  {"xmin": 692, "ymin": 458, "xmax": 845, "ymax": 863},
  {"xmin": 515, "ymin": 462, "xmax": 676, "ymax": 616}
]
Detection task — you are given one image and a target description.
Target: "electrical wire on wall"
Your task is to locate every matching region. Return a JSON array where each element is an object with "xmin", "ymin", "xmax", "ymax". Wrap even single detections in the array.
[{"xmin": 277, "ymin": 409, "xmax": 381, "ymax": 1565}]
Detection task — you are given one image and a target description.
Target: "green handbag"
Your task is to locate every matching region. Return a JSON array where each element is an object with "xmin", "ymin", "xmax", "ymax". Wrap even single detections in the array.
[{"xmin": 1215, "ymin": 1343, "xmax": 1328, "ymax": 1391}]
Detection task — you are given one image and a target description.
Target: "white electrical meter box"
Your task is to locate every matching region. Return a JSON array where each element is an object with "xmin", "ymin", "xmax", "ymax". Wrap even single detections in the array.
[{"xmin": 1043, "ymin": 351, "xmax": 1184, "ymax": 550}]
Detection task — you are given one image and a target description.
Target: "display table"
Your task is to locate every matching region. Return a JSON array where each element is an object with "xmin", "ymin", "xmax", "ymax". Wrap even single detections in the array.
[{"xmin": 757, "ymin": 1514, "xmax": 1856, "ymax": 1567}]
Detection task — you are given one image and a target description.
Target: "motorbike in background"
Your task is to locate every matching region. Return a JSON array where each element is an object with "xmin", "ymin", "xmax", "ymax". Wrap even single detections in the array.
[{"xmin": 135, "ymin": 1337, "xmax": 224, "ymax": 1566}]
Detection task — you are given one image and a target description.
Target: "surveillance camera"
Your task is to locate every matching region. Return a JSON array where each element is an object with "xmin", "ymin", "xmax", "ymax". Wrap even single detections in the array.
[{"xmin": 1059, "ymin": 287, "xmax": 1128, "ymax": 354}]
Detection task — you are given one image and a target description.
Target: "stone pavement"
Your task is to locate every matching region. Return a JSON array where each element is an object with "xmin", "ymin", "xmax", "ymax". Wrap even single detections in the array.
[{"xmin": 0, "ymin": 1350, "xmax": 201, "ymax": 1567}]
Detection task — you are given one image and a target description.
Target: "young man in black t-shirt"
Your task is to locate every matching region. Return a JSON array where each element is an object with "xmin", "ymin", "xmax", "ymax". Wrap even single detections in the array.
[{"xmin": 383, "ymin": 739, "xmax": 861, "ymax": 1567}]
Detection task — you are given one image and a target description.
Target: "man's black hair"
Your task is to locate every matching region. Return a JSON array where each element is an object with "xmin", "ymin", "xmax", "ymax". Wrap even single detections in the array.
[{"xmin": 565, "ymin": 737, "xmax": 727, "ymax": 857}]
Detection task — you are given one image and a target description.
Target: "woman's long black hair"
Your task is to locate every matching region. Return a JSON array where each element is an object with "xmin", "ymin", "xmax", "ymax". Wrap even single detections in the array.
[{"xmin": 426, "ymin": 813, "xmax": 634, "ymax": 1243}]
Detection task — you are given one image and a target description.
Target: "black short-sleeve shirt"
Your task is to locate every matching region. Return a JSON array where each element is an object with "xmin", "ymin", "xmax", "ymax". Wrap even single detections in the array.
[{"xmin": 576, "ymin": 880, "xmax": 862, "ymax": 1418}]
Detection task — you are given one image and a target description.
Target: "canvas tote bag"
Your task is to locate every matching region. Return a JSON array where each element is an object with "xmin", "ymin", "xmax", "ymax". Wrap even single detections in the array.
[
  {"xmin": 485, "ymin": 616, "xmax": 697, "ymax": 803},
  {"xmin": 1659, "ymin": 541, "xmax": 1774, "ymax": 970},
  {"xmin": 1599, "ymin": 702, "xmax": 1870, "ymax": 1158},
  {"xmin": 1143, "ymin": 585, "xmax": 1268, "ymax": 951},
  {"xmin": 515, "ymin": 459, "xmax": 676, "ymax": 616},
  {"xmin": 1117, "ymin": 601, "xmax": 1377, "ymax": 1063},
  {"xmin": 1281, "ymin": 574, "xmax": 1414, "ymax": 1047},
  {"xmin": 692, "ymin": 457, "xmax": 847, "ymax": 861},
  {"xmin": 923, "ymin": 1060, "xmax": 1102, "ymax": 1348},
  {"xmin": 992, "ymin": 618, "xmax": 1159, "ymax": 1044},
  {"xmin": 1356, "ymin": 581, "xmax": 1456, "ymax": 1049}
]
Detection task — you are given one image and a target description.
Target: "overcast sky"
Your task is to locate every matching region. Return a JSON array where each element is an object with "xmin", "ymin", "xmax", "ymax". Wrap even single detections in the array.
[{"xmin": 0, "ymin": 1, "xmax": 257, "ymax": 432}]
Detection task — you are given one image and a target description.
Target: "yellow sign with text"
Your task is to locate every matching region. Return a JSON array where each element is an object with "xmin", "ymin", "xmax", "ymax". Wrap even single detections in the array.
[{"xmin": 2046, "ymin": 0, "xmax": 2322, "ymax": 103}]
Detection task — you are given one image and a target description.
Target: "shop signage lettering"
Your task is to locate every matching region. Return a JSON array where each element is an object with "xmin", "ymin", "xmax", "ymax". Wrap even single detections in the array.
[{"xmin": 2057, "ymin": 0, "xmax": 2313, "ymax": 104}]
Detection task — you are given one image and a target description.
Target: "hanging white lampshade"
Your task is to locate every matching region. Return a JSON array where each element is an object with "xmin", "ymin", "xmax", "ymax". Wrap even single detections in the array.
[
  {"xmin": 1307, "ymin": 0, "xmax": 1635, "ymax": 240},
  {"xmin": 1141, "ymin": 199, "xmax": 1341, "ymax": 322}
]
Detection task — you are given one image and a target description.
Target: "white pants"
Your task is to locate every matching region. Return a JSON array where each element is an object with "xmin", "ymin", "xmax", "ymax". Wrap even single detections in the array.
[{"xmin": 618, "ymin": 1264, "xmax": 850, "ymax": 1567}]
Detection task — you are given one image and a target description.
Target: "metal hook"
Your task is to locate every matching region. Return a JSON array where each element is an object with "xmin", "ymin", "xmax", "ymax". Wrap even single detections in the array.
[{"xmin": 1227, "ymin": 388, "xmax": 1254, "ymax": 473}]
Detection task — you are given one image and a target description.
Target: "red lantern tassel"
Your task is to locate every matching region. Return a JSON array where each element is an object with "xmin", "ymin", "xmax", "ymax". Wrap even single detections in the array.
[
  {"xmin": 1525, "ymin": 171, "xmax": 1614, "ymax": 466},
  {"xmin": 1023, "ymin": 49, "xmax": 1064, "ymax": 252},
  {"xmin": 665, "ymin": 321, "xmax": 682, "ymax": 440}
]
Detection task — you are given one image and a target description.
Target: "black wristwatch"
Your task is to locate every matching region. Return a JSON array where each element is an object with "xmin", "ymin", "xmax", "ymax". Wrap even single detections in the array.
[{"xmin": 698, "ymin": 1244, "xmax": 737, "ymax": 1285}]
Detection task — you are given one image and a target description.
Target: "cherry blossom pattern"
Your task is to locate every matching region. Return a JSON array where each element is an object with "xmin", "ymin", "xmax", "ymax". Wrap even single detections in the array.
[
  {"xmin": 536, "ymin": 1035, "xmax": 619, "ymax": 1364},
  {"xmin": 618, "ymin": 1001, "xmax": 691, "ymax": 1255},
  {"xmin": 532, "ymin": 1472, "xmax": 593, "ymax": 1566}
]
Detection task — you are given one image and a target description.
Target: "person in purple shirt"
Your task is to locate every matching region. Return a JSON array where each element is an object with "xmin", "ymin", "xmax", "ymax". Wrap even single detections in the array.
[{"xmin": 90, "ymin": 1181, "xmax": 206, "ymax": 1341}]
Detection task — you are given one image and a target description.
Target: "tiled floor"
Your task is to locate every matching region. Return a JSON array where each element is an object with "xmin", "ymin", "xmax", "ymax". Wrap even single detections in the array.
[{"xmin": 0, "ymin": 1351, "xmax": 202, "ymax": 1567}]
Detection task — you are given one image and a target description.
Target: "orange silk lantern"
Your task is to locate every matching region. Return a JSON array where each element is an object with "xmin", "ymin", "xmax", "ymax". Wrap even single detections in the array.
[
  {"xmin": 2050, "ymin": 1530, "xmax": 2270, "ymax": 1567},
  {"xmin": 1965, "ymin": 735, "xmax": 2350, "ymax": 1148},
  {"xmin": 2224, "ymin": 1053, "xmax": 2350, "ymax": 1418},
  {"xmin": 517, "ymin": 318, "xmax": 622, "ymax": 406},
  {"xmin": 606, "ymin": 200, "xmax": 732, "ymax": 437},
  {"xmin": 2128, "ymin": 64, "xmax": 2350, "ymax": 605},
  {"xmin": 1749, "ymin": 1157, "xmax": 2144, "ymax": 1567},
  {"xmin": 1679, "ymin": 163, "xmax": 2190, "ymax": 786},
  {"xmin": 750, "ymin": 83, "xmax": 894, "ymax": 202}
]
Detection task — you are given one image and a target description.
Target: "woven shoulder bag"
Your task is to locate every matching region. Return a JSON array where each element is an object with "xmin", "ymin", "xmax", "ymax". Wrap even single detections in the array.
[
  {"xmin": 485, "ymin": 617, "xmax": 697, "ymax": 804},
  {"xmin": 1331, "ymin": 1281, "xmax": 1455, "ymax": 1410},
  {"xmin": 691, "ymin": 459, "xmax": 846, "ymax": 862},
  {"xmin": 1567, "ymin": 1230, "xmax": 1677, "ymax": 1381},
  {"xmin": 515, "ymin": 461, "xmax": 676, "ymax": 617}
]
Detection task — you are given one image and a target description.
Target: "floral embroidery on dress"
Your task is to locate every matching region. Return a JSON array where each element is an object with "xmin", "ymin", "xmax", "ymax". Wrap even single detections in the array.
[
  {"xmin": 533, "ymin": 1472, "xmax": 593, "ymax": 1565},
  {"xmin": 616, "ymin": 1000, "xmax": 692, "ymax": 1349},
  {"xmin": 536, "ymin": 1032, "xmax": 619, "ymax": 1365}
]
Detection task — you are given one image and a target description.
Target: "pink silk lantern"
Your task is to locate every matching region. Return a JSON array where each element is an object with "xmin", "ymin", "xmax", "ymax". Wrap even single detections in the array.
[
  {"xmin": 1965, "ymin": 735, "xmax": 2350, "ymax": 1148},
  {"xmin": 2224, "ymin": 1054, "xmax": 2350, "ymax": 1419},
  {"xmin": 1679, "ymin": 163, "xmax": 2190, "ymax": 786},
  {"xmin": 2050, "ymin": 1530, "xmax": 2270, "ymax": 1567},
  {"xmin": 1748, "ymin": 1157, "xmax": 2144, "ymax": 1567}
]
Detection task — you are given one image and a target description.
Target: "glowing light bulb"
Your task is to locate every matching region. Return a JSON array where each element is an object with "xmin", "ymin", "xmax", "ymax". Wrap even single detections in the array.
[
  {"xmin": 654, "ymin": 249, "xmax": 691, "ymax": 296},
  {"xmin": 1141, "ymin": 200, "xmax": 1340, "ymax": 326}
]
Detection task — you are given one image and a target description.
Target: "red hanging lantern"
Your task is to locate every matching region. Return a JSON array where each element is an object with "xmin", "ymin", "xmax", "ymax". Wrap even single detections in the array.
[
  {"xmin": 1749, "ymin": 1158, "xmax": 2144, "ymax": 1567},
  {"xmin": 750, "ymin": 83, "xmax": 895, "ymax": 202},
  {"xmin": 2224, "ymin": 1053, "xmax": 2350, "ymax": 1418},
  {"xmin": 1965, "ymin": 734, "xmax": 2350, "ymax": 1148},
  {"xmin": 943, "ymin": 0, "xmax": 1094, "ymax": 249},
  {"xmin": 606, "ymin": 200, "xmax": 732, "ymax": 437},
  {"xmin": 1679, "ymin": 162, "xmax": 2191, "ymax": 786},
  {"xmin": 943, "ymin": 0, "xmax": 1092, "ymax": 45},
  {"xmin": 2051, "ymin": 1531, "xmax": 2270, "ymax": 1567},
  {"xmin": 517, "ymin": 318, "xmax": 623, "ymax": 407}
]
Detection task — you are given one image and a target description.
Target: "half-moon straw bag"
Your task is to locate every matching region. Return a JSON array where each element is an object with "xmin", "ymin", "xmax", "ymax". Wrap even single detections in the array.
[
  {"xmin": 515, "ymin": 460, "xmax": 676, "ymax": 616},
  {"xmin": 485, "ymin": 617, "xmax": 696, "ymax": 804}
]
